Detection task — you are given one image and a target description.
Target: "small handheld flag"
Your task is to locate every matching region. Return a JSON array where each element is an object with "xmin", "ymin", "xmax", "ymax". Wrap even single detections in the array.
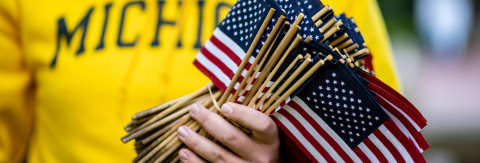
[{"xmin": 121, "ymin": 1, "xmax": 429, "ymax": 162}]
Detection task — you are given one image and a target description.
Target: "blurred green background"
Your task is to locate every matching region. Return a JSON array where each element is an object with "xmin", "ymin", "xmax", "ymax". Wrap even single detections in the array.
[{"xmin": 378, "ymin": 0, "xmax": 480, "ymax": 162}]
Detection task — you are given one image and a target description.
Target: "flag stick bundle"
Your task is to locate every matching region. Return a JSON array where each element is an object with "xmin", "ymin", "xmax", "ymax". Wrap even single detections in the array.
[{"xmin": 122, "ymin": 0, "xmax": 428, "ymax": 162}]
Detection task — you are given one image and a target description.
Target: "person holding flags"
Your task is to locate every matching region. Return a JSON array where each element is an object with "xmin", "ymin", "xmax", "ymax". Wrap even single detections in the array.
[{"xmin": 0, "ymin": 0, "xmax": 400, "ymax": 162}]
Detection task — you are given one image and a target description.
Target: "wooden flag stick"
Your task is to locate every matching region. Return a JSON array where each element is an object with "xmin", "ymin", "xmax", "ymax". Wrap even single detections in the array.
[
  {"xmin": 145, "ymin": 146, "xmax": 167, "ymax": 163},
  {"xmin": 312, "ymin": 6, "xmax": 331, "ymax": 22},
  {"xmin": 126, "ymin": 90, "xmax": 205, "ymax": 131},
  {"xmin": 134, "ymin": 88, "xmax": 220, "ymax": 162},
  {"xmin": 293, "ymin": 13, "xmax": 305, "ymax": 26},
  {"xmin": 203, "ymin": 89, "xmax": 222, "ymax": 107},
  {"xmin": 134, "ymin": 116, "xmax": 192, "ymax": 162},
  {"xmin": 255, "ymin": 55, "xmax": 303, "ymax": 110},
  {"xmin": 320, "ymin": 26, "xmax": 340, "ymax": 42},
  {"xmin": 153, "ymin": 123, "xmax": 202, "ymax": 163},
  {"xmin": 247, "ymin": 35, "xmax": 302, "ymax": 107},
  {"xmin": 315, "ymin": 19, "xmax": 324, "ymax": 28},
  {"xmin": 145, "ymin": 121, "xmax": 200, "ymax": 163},
  {"xmin": 138, "ymin": 127, "xmax": 180, "ymax": 163},
  {"xmin": 173, "ymin": 157, "xmax": 181, "ymax": 163},
  {"xmin": 343, "ymin": 49, "xmax": 351, "ymax": 58},
  {"xmin": 319, "ymin": 18, "xmax": 337, "ymax": 32},
  {"xmin": 153, "ymin": 139, "xmax": 182, "ymax": 163},
  {"xmin": 148, "ymin": 103, "xmax": 221, "ymax": 161},
  {"xmin": 241, "ymin": 24, "xmax": 300, "ymax": 105},
  {"xmin": 125, "ymin": 104, "xmax": 190, "ymax": 142},
  {"xmin": 229, "ymin": 15, "xmax": 286, "ymax": 103},
  {"xmin": 336, "ymin": 39, "xmax": 353, "ymax": 50},
  {"xmin": 241, "ymin": 14, "xmax": 303, "ymax": 104},
  {"xmin": 264, "ymin": 55, "xmax": 333, "ymax": 114},
  {"xmin": 216, "ymin": 8, "xmax": 276, "ymax": 107},
  {"xmin": 134, "ymin": 118, "xmax": 191, "ymax": 162},
  {"xmin": 150, "ymin": 105, "xmax": 219, "ymax": 163},
  {"xmin": 138, "ymin": 119, "xmax": 196, "ymax": 163},
  {"xmin": 304, "ymin": 53, "xmax": 311, "ymax": 59},
  {"xmin": 138, "ymin": 90, "xmax": 219, "ymax": 145},
  {"xmin": 125, "ymin": 115, "xmax": 155, "ymax": 132},
  {"xmin": 304, "ymin": 36, "xmax": 313, "ymax": 43},
  {"xmin": 239, "ymin": 21, "xmax": 290, "ymax": 104},
  {"xmin": 348, "ymin": 58, "xmax": 355, "ymax": 68},
  {"xmin": 346, "ymin": 58, "xmax": 353, "ymax": 65},
  {"xmin": 247, "ymin": 35, "xmax": 301, "ymax": 107},
  {"xmin": 334, "ymin": 20, "xmax": 344, "ymax": 28},
  {"xmin": 131, "ymin": 94, "xmax": 187, "ymax": 120},
  {"xmin": 330, "ymin": 33, "xmax": 348, "ymax": 46},
  {"xmin": 350, "ymin": 48, "xmax": 368, "ymax": 58},
  {"xmin": 357, "ymin": 59, "xmax": 365, "ymax": 68},
  {"xmin": 332, "ymin": 48, "xmax": 345, "ymax": 59},
  {"xmin": 346, "ymin": 43, "xmax": 359, "ymax": 52},
  {"xmin": 139, "ymin": 118, "xmax": 182, "ymax": 145},
  {"xmin": 122, "ymin": 84, "xmax": 211, "ymax": 142},
  {"xmin": 261, "ymin": 57, "xmax": 312, "ymax": 112},
  {"xmin": 198, "ymin": 128, "xmax": 207, "ymax": 137}
]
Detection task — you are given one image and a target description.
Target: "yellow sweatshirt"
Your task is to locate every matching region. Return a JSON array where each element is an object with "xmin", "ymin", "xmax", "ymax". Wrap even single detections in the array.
[{"xmin": 0, "ymin": 0, "xmax": 399, "ymax": 162}]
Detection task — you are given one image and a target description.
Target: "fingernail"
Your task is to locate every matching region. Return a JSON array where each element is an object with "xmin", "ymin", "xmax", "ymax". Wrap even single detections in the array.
[
  {"xmin": 179, "ymin": 149, "xmax": 188, "ymax": 162},
  {"xmin": 190, "ymin": 104, "xmax": 199, "ymax": 116},
  {"xmin": 222, "ymin": 103, "xmax": 233, "ymax": 115},
  {"xmin": 177, "ymin": 126, "xmax": 189, "ymax": 139}
]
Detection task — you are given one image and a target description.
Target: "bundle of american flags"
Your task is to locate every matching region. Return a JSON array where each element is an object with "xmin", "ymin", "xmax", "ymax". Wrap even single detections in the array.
[{"xmin": 121, "ymin": 0, "xmax": 429, "ymax": 162}]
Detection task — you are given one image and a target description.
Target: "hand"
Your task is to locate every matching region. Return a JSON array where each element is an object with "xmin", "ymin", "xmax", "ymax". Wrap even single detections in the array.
[{"xmin": 176, "ymin": 102, "xmax": 281, "ymax": 163}]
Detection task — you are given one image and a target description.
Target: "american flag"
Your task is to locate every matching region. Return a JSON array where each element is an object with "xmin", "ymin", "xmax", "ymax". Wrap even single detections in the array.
[
  {"xmin": 355, "ymin": 68, "xmax": 429, "ymax": 152},
  {"xmin": 193, "ymin": 0, "xmax": 272, "ymax": 92},
  {"xmin": 272, "ymin": 61, "xmax": 426, "ymax": 162}
]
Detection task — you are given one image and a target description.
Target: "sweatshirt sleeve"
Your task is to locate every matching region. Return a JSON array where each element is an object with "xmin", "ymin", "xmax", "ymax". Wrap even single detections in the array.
[
  {"xmin": 0, "ymin": 1, "xmax": 34, "ymax": 162},
  {"xmin": 323, "ymin": 0, "xmax": 402, "ymax": 92},
  {"xmin": 361, "ymin": 0, "xmax": 401, "ymax": 92}
]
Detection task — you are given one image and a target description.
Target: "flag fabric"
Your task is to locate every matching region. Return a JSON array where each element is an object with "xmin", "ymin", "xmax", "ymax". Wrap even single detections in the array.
[
  {"xmin": 274, "ymin": 0, "xmax": 324, "ymax": 42},
  {"xmin": 254, "ymin": 1, "xmax": 287, "ymax": 57},
  {"xmin": 298, "ymin": 0, "xmax": 325, "ymax": 15},
  {"xmin": 272, "ymin": 61, "xmax": 426, "ymax": 162},
  {"xmin": 267, "ymin": 49, "xmax": 321, "ymax": 112},
  {"xmin": 256, "ymin": 41, "xmax": 328, "ymax": 111},
  {"xmin": 235, "ymin": 24, "xmax": 291, "ymax": 103},
  {"xmin": 354, "ymin": 68, "xmax": 430, "ymax": 152},
  {"xmin": 336, "ymin": 14, "xmax": 375, "ymax": 71},
  {"xmin": 233, "ymin": 7, "xmax": 288, "ymax": 103},
  {"xmin": 275, "ymin": 42, "xmax": 325, "ymax": 100},
  {"xmin": 193, "ymin": 0, "xmax": 272, "ymax": 92}
]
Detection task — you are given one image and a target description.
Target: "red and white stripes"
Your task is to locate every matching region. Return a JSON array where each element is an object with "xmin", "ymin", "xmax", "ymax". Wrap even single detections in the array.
[
  {"xmin": 272, "ymin": 97, "xmax": 425, "ymax": 163},
  {"xmin": 194, "ymin": 28, "xmax": 254, "ymax": 92}
]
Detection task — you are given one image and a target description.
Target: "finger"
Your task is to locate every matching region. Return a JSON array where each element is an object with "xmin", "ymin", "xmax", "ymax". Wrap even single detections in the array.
[
  {"xmin": 189, "ymin": 103, "xmax": 259, "ymax": 159},
  {"xmin": 178, "ymin": 148, "xmax": 206, "ymax": 163},
  {"xmin": 221, "ymin": 102, "xmax": 279, "ymax": 144},
  {"xmin": 177, "ymin": 125, "xmax": 244, "ymax": 163}
]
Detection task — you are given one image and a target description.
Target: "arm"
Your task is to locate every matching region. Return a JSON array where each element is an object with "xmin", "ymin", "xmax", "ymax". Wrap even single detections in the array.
[{"xmin": 0, "ymin": 1, "xmax": 34, "ymax": 162}]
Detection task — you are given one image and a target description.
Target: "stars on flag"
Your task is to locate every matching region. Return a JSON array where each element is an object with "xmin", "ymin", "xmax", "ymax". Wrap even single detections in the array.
[
  {"xmin": 222, "ymin": 0, "xmax": 266, "ymax": 48},
  {"xmin": 300, "ymin": 71, "xmax": 387, "ymax": 147}
]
